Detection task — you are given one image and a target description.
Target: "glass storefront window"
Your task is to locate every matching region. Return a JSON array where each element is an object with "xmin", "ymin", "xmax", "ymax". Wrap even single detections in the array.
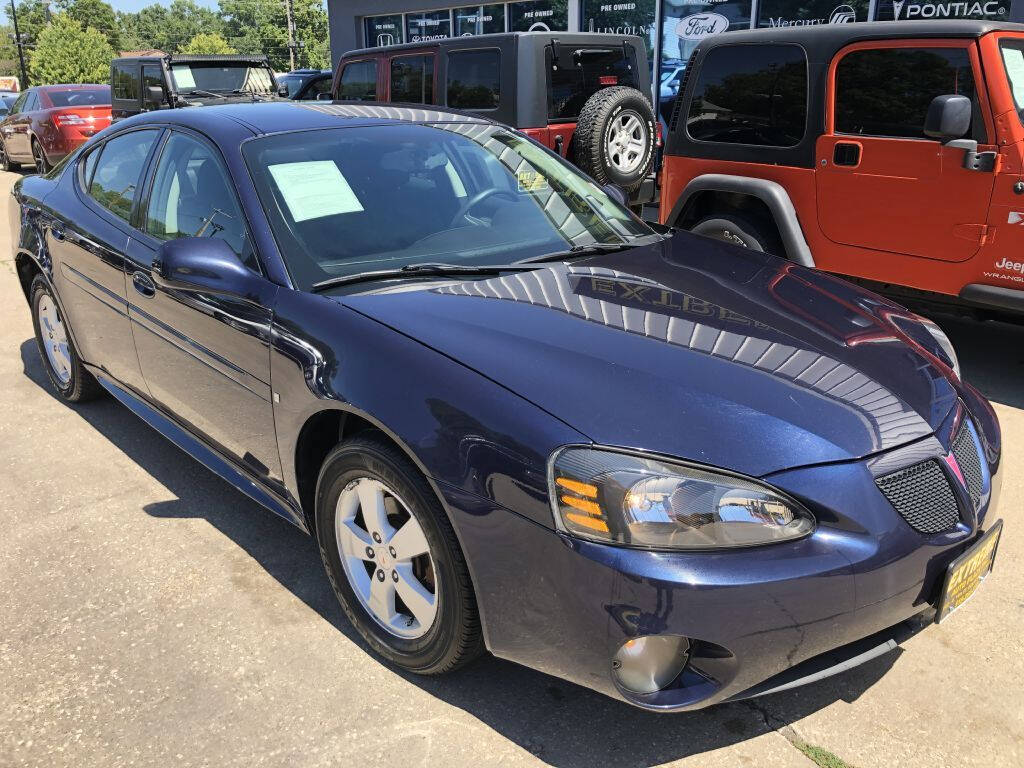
[
  {"xmin": 757, "ymin": 0, "xmax": 867, "ymax": 27},
  {"xmin": 507, "ymin": 0, "xmax": 568, "ymax": 31},
  {"xmin": 660, "ymin": 0, "xmax": 751, "ymax": 124},
  {"xmin": 453, "ymin": 4, "xmax": 506, "ymax": 34},
  {"xmin": 406, "ymin": 9, "xmax": 453, "ymax": 42},
  {"xmin": 364, "ymin": 14, "xmax": 404, "ymax": 47}
]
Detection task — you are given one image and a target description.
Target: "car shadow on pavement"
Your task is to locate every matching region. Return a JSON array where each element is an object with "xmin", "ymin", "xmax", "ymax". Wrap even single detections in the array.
[
  {"xmin": 930, "ymin": 313, "xmax": 1024, "ymax": 410},
  {"xmin": 21, "ymin": 338, "xmax": 899, "ymax": 766}
]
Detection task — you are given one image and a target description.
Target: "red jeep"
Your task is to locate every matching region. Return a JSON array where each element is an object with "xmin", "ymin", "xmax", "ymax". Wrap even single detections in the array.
[
  {"xmin": 332, "ymin": 32, "xmax": 658, "ymax": 202},
  {"xmin": 660, "ymin": 20, "xmax": 1024, "ymax": 318}
]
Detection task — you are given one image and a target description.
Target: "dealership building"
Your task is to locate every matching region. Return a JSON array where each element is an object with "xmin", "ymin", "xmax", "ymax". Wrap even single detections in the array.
[{"xmin": 326, "ymin": 0, "xmax": 1019, "ymax": 119}]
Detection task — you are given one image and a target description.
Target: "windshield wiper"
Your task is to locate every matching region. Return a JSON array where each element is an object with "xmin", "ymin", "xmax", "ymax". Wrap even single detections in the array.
[
  {"xmin": 310, "ymin": 262, "xmax": 538, "ymax": 292},
  {"xmin": 186, "ymin": 89, "xmax": 226, "ymax": 99},
  {"xmin": 519, "ymin": 241, "xmax": 640, "ymax": 265}
]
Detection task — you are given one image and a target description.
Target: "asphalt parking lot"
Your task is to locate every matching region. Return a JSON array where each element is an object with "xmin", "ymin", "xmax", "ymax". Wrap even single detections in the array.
[{"xmin": 0, "ymin": 169, "xmax": 1022, "ymax": 768}]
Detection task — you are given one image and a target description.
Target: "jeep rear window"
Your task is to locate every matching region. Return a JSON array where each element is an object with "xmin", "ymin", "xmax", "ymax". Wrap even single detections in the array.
[
  {"xmin": 686, "ymin": 43, "xmax": 807, "ymax": 148},
  {"xmin": 169, "ymin": 63, "xmax": 275, "ymax": 95},
  {"xmin": 546, "ymin": 45, "xmax": 639, "ymax": 121},
  {"xmin": 835, "ymin": 47, "xmax": 978, "ymax": 141}
]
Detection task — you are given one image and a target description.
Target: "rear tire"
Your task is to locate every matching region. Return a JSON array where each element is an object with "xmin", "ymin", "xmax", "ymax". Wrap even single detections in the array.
[
  {"xmin": 574, "ymin": 86, "xmax": 656, "ymax": 193},
  {"xmin": 315, "ymin": 433, "xmax": 483, "ymax": 675},
  {"xmin": 30, "ymin": 275, "xmax": 103, "ymax": 402},
  {"xmin": 689, "ymin": 213, "xmax": 783, "ymax": 255},
  {"xmin": 32, "ymin": 139, "xmax": 50, "ymax": 174}
]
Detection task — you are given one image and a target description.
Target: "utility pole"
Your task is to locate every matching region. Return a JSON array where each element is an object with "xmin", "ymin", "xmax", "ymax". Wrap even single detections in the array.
[
  {"xmin": 284, "ymin": 0, "xmax": 296, "ymax": 71},
  {"xmin": 9, "ymin": 0, "xmax": 28, "ymax": 88}
]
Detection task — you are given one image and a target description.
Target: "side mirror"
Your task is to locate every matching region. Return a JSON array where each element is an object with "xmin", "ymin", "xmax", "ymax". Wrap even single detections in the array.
[
  {"xmin": 316, "ymin": 92, "xmax": 334, "ymax": 101},
  {"xmin": 277, "ymin": 84, "xmax": 290, "ymax": 98},
  {"xmin": 924, "ymin": 94, "xmax": 971, "ymax": 142},
  {"xmin": 152, "ymin": 238, "xmax": 265, "ymax": 303},
  {"xmin": 603, "ymin": 183, "xmax": 629, "ymax": 206},
  {"xmin": 145, "ymin": 85, "xmax": 165, "ymax": 106}
]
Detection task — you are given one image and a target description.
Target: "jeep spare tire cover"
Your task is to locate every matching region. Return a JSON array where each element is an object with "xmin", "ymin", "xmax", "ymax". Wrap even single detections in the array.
[{"xmin": 574, "ymin": 86, "xmax": 656, "ymax": 193}]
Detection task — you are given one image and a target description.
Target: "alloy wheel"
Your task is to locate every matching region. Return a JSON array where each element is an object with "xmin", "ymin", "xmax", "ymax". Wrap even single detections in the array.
[
  {"xmin": 605, "ymin": 110, "xmax": 648, "ymax": 175},
  {"xmin": 334, "ymin": 477, "xmax": 438, "ymax": 639},
  {"xmin": 37, "ymin": 294, "xmax": 72, "ymax": 385},
  {"xmin": 33, "ymin": 142, "xmax": 46, "ymax": 174}
]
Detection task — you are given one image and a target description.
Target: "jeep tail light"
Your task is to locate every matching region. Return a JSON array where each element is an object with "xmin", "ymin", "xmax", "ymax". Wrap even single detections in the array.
[{"xmin": 599, "ymin": 75, "xmax": 618, "ymax": 85}]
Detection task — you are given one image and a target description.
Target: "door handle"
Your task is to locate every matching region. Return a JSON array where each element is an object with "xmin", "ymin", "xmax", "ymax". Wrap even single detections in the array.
[
  {"xmin": 833, "ymin": 142, "xmax": 861, "ymax": 167},
  {"xmin": 132, "ymin": 270, "xmax": 156, "ymax": 297}
]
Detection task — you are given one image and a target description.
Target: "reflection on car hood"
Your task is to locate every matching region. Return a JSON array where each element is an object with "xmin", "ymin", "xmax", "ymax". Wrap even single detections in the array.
[{"xmin": 340, "ymin": 233, "xmax": 958, "ymax": 477}]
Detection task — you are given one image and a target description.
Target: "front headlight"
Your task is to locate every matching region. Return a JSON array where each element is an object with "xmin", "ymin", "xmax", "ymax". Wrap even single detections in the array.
[
  {"xmin": 549, "ymin": 447, "xmax": 814, "ymax": 550},
  {"xmin": 919, "ymin": 318, "xmax": 961, "ymax": 380}
]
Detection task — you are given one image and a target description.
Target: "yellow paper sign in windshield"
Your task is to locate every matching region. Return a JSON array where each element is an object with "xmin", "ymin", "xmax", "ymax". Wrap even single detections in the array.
[{"xmin": 517, "ymin": 170, "xmax": 549, "ymax": 194}]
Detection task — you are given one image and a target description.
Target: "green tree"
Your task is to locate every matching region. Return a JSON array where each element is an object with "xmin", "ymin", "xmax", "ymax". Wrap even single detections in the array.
[
  {"xmin": 4, "ymin": 0, "xmax": 53, "ymax": 49},
  {"xmin": 118, "ymin": 0, "xmax": 222, "ymax": 54},
  {"xmin": 181, "ymin": 31, "xmax": 235, "ymax": 55},
  {"xmin": 54, "ymin": 0, "xmax": 119, "ymax": 51},
  {"xmin": 29, "ymin": 14, "xmax": 112, "ymax": 84},
  {"xmin": 220, "ymin": 0, "xmax": 328, "ymax": 71}
]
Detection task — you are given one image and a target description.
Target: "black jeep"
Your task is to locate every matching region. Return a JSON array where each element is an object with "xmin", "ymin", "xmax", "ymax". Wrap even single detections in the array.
[{"xmin": 110, "ymin": 53, "xmax": 284, "ymax": 120}]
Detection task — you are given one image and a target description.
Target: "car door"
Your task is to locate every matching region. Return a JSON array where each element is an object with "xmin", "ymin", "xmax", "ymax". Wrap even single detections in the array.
[
  {"xmin": 2, "ymin": 90, "xmax": 34, "ymax": 159},
  {"xmin": 816, "ymin": 41, "xmax": 997, "ymax": 263},
  {"xmin": 124, "ymin": 128, "xmax": 282, "ymax": 482},
  {"xmin": 49, "ymin": 127, "xmax": 162, "ymax": 396}
]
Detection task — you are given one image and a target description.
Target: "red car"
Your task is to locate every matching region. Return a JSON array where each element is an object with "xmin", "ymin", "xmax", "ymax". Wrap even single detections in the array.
[{"xmin": 0, "ymin": 84, "xmax": 111, "ymax": 173}]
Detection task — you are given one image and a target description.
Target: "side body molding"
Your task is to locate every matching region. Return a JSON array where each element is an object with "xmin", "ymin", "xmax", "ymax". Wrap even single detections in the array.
[{"xmin": 666, "ymin": 174, "xmax": 816, "ymax": 268}]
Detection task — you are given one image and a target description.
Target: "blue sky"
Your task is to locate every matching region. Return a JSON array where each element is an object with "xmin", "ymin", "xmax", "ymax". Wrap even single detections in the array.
[{"xmin": 108, "ymin": 0, "xmax": 217, "ymax": 11}]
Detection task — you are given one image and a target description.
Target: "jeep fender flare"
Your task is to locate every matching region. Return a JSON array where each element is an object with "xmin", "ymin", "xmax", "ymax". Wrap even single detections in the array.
[{"xmin": 667, "ymin": 174, "xmax": 815, "ymax": 268}]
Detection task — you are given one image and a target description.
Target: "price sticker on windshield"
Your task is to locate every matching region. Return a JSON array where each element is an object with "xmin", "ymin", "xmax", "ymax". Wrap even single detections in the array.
[{"xmin": 517, "ymin": 170, "xmax": 549, "ymax": 194}]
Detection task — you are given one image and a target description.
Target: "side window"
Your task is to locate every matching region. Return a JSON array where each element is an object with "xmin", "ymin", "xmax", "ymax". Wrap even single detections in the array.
[
  {"xmin": 390, "ymin": 55, "xmax": 434, "ymax": 104},
  {"xmin": 447, "ymin": 49, "xmax": 500, "ymax": 109},
  {"xmin": 835, "ymin": 47, "xmax": 979, "ymax": 141},
  {"xmin": 339, "ymin": 60, "xmax": 377, "ymax": 101},
  {"xmin": 145, "ymin": 132, "xmax": 257, "ymax": 272},
  {"xmin": 23, "ymin": 91, "xmax": 38, "ymax": 111},
  {"xmin": 8, "ymin": 92, "xmax": 26, "ymax": 114},
  {"xmin": 88, "ymin": 129, "xmax": 159, "ymax": 221},
  {"xmin": 306, "ymin": 77, "xmax": 333, "ymax": 100},
  {"xmin": 687, "ymin": 44, "xmax": 808, "ymax": 148},
  {"xmin": 112, "ymin": 63, "xmax": 140, "ymax": 101},
  {"xmin": 142, "ymin": 64, "xmax": 163, "ymax": 94}
]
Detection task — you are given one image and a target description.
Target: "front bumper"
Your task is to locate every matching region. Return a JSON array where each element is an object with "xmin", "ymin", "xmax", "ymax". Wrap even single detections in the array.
[{"xmin": 441, "ymin": 391, "xmax": 1001, "ymax": 711}]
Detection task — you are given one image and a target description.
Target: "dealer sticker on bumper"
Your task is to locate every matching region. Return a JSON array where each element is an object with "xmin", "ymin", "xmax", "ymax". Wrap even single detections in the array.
[{"xmin": 936, "ymin": 519, "xmax": 1002, "ymax": 623}]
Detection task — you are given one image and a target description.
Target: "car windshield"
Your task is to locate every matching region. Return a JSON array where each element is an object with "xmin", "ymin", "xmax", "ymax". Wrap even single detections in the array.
[
  {"xmin": 169, "ymin": 63, "xmax": 275, "ymax": 94},
  {"xmin": 243, "ymin": 122, "xmax": 655, "ymax": 291},
  {"xmin": 47, "ymin": 87, "xmax": 110, "ymax": 107}
]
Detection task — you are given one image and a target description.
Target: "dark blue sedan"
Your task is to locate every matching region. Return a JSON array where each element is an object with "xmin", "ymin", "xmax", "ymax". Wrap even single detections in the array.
[{"xmin": 11, "ymin": 102, "xmax": 1003, "ymax": 711}]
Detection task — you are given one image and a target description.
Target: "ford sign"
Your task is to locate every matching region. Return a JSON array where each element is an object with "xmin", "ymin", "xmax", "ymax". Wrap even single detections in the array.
[{"xmin": 676, "ymin": 13, "xmax": 730, "ymax": 41}]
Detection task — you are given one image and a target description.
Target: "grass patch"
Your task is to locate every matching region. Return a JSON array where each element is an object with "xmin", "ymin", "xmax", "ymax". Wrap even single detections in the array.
[{"xmin": 793, "ymin": 739, "xmax": 855, "ymax": 768}]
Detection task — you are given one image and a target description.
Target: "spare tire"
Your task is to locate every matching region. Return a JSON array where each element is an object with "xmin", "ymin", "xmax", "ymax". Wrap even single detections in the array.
[{"xmin": 574, "ymin": 86, "xmax": 656, "ymax": 193}]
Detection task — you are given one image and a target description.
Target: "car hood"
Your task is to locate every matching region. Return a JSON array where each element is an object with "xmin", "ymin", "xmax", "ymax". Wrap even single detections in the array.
[{"xmin": 340, "ymin": 234, "xmax": 958, "ymax": 477}]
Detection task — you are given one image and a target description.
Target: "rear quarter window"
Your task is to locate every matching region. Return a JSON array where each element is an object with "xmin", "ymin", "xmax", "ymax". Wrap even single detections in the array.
[
  {"xmin": 686, "ymin": 43, "xmax": 808, "ymax": 148},
  {"xmin": 446, "ymin": 49, "xmax": 500, "ymax": 109}
]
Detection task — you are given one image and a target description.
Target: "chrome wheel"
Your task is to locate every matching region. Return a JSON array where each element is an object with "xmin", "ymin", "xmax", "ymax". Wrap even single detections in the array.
[
  {"xmin": 334, "ymin": 477, "xmax": 438, "ymax": 639},
  {"xmin": 605, "ymin": 110, "xmax": 647, "ymax": 175},
  {"xmin": 37, "ymin": 294, "xmax": 71, "ymax": 385}
]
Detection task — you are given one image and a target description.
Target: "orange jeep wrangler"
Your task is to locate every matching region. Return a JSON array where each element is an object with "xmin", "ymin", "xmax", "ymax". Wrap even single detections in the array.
[{"xmin": 660, "ymin": 20, "xmax": 1024, "ymax": 318}]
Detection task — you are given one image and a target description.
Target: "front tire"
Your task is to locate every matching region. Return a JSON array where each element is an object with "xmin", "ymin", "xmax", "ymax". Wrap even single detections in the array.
[
  {"xmin": 0, "ymin": 140, "xmax": 20, "ymax": 172},
  {"xmin": 315, "ymin": 433, "xmax": 483, "ymax": 674},
  {"xmin": 30, "ymin": 275, "xmax": 103, "ymax": 402}
]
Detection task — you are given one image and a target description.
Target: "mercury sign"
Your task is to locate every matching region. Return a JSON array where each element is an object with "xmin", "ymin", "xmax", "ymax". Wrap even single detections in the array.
[{"xmin": 676, "ymin": 12, "xmax": 730, "ymax": 39}]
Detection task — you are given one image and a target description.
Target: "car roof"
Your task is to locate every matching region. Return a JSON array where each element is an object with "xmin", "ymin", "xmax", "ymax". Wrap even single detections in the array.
[
  {"xmin": 342, "ymin": 30, "xmax": 645, "ymax": 59},
  {"xmin": 705, "ymin": 20, "xmax": 1024, "ymax": 57},
  {"xmin": 121, "ymin": 101, "xmax": 494, "ymax": 136}
]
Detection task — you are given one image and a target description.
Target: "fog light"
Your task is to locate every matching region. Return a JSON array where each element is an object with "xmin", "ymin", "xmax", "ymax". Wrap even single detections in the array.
[{"xmin": 612, "ymin": 635, "xmax": 690, "ymax": 694}]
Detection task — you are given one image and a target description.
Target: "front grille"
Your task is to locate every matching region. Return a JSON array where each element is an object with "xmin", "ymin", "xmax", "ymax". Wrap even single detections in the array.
[
  {"xmin": 951, "ymin": 422, "xmax": 984, "ymax": 507},
  {"xmin": 876, "ymin": 460, "xmax": 960, "ymax": 534}
]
